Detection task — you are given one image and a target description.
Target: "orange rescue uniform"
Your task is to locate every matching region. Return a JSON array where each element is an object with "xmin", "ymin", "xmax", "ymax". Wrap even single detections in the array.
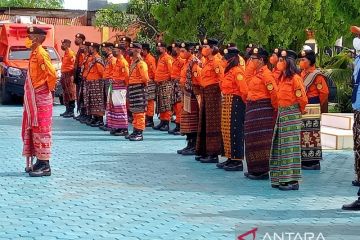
[
  {"xmin": 220, "ymin": 66, "xmax": 248, "ymax": 103},
  {"xmin": 112, "ymin": 55, "xmax": 129, "ymax": 83},
  {"xmin": 29, "ymin": 45, "xmax": 57, "ymax": 91},
  {"xmin": 245, "ymin": 65, "xmax": 278, "ymax": 108},
  {"xmin": 199, "ymin": 57, "xmax": 223, "ymax": 87},
  {"xmin": 61, "ymin": 48, "xmax": 75, "ymax": 73},
  {"xmin": 300, "ymin": 66, "xmax": 329, "ymax": 105},
  {"xmin": 103, "ymin": 54, "xmax": 117, "ymax": 79},
  {"xmin": 129, "ymin": 59, "xmax": 149, "ymax": 130},
  {"xmin": 277, "ymin": 74, "xmax": 308, "ymax": 113},
  {"xmin": 144, "ymin": 53, "xmax": 157, "ymax": 117},
  {"xmin": 85, "ymin": 54, "xmax": 105, "ymax": 81},
  {"xmin": 171, "ymin": 55, "xmax": 185, "ymax": 124}
]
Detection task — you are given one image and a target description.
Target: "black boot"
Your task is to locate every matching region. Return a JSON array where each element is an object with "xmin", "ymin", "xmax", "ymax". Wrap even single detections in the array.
[
  {"xmin": 86, "ymin": 116, "xmax": 94, "ymax": 125},
  {"xmin": 129, "ymin": 129, "xmax": 143, "ymax": 141},
  {"xmin": 177, "ymin": 140, "xmax": 190, "ymax": 154},
  {"xmin": 159, "ymin": 121, "xmax": 169, "ymax": 131},
  {"xmin": 153, "ymin": 120, "xmax": 164, "ymax": 130},
  {"xmin": 200, "ymin": 155, "xmax": 219, "ymax": 163},
  {"xmin": 182, "ymin": 138, "xmax": 196, "ymax": 155},
  {"xmin": 60, "ymin": 106, "xmax": 69, "ymax": 117},
  {"xmin": 146, "ymin": 116, "xmax": 154, "ymax": 128},
  {"xmin": 216, "ymin": 158, "xmax": 232, "ymax": 169},
  {"xmin": 90, "ymin": 116, "xmax": 102, "ymax": 127},
  {"xmin": 168, "ymin": 123, "xmax": 180, "ymax": 135},
  {"xmin": 29, "ymin": 160, "xmax": 51, "ymax": 177},
  {"xmin": 223, "ymin": 160, "xmax": 244, "ymax": 171},
  {"xmin": 63, "ymin": 101, "xmax": 75, "ymax": 118}
]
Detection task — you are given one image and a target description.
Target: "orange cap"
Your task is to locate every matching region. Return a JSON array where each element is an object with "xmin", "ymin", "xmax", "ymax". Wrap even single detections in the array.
[{"xmin": 350, "ymin": 26, "xmax": 360, "ymax": 34}]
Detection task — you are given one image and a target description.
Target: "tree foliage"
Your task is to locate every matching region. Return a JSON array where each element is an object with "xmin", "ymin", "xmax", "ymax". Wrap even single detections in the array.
[{"xmin": 0, "ymin": 0, "xmax": 63, "ymax": 8}]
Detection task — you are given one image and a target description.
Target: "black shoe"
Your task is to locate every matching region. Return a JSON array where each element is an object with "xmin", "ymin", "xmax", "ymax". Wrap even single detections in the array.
[
  {"xmin": 342, "ymin": 200, "xmax": 360, "ymax": 211},
  {"xmin": 216, "ymin": 158, "xmax": 232, "ymax": 169},
  {"xmin": 159, "ymin": 121, "xmax": 170, "ymax": 131},
  {"xmin": 129, "ymin": 130, "xmax": 143, "ymax": 141},
  {"xmin": 271, "ymin": 185, "xmax": 279, "ymax": 189},
  {"xmin": 195, "ymin": 155, "xmax": 203, "ymax": 161},
  {"xmin": 146, "ymin": 116, "xmax": 154, "ymax": 128},
  {"xmin": 302, "ymin": 163, "xmax": 321, "ymax": 170},
  {"xmin": 63, "ymin": 111, "xmax": 74, "ymax": 118},
  {"xmin": 74, "ymin": 115, "xmax": 82, "ymax": 121},
  {"xmin": 28, "ymin": 162, "xmax": 51, "ymax": 177},
  {"xmin": 125, "ymin": 131, "xmax": 136, "ymax": 139},
  {"xmin": 181, "ymin": 147, "xmax": 195, "ymax": 156},
  {"xmin": 153, "ymin": 120, "xmax": 164, "ymax": 130},
  {"xmin": 200, "ymin": 155, "xmax": 219, "ymax": 163},
  {"xmin": 90, "ymin": 120, "xmax": 102, "ymax": 127},
  {"xmin": 99, "ymin": 125, "xmax": 112, "ymax": 131},
  {"xmin": 279, "ymin": 182, "xmax": 299, "ymax": 191},
  {"xmin": 352, "ymin": 180, "xmax": 360, "ymax": 187},
  {"xmin": 223, "ymin": 160, "xmax": 243, "ymax": 171},
  {"xmin": 177, "ymin": 145, "xmax": 190, "ymax": 154},
  {"xmin": 168, "ymin": 123, "xmax": 180, "ymax": 135},
  {"xmin": 112, "ymin": 129, "xmax": 129, "ymax": 136},
  {"xmin": 60, "ymin": 108, "xmax": 68, "ymax": 117},
  {"xmin": 244, "ymin": 172, "xmax": 269, "ymax": 180}
]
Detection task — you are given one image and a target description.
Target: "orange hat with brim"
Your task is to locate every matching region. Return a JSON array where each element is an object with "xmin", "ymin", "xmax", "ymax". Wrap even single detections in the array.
[{"xmin": 351, "ymin": 26, "xmax": 360, "ymax": 34}]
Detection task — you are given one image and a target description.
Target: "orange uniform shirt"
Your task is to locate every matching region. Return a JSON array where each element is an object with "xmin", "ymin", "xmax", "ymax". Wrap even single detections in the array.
[
  {"xmin": 245, "ymin": 65, "xmax": 278, "ymax": 108},
  {"xmin": 129, "ymin": 59, "xmax": 149, "ymax": 85},
  {"xmin": 180, "ymin": 56, "xmax": 201, "ymax": 87},
  {"xmin": 200, "ymin": 57, "xmax": 223, "ymax": 88},
  {"xmin": 144, "ymin": 53, "xmax": 156, "ymax": 80},
  {"xmin": 278, "ymin": 74, "xmax": 308, "ymax": 113},
  {"xmin": 220, "ymin": 66, "xmax": 248, "ymax": 103},
  {"xmin": 29, "ymin": 45, "xmax": 57, "ymax": 91},
  {"xmin": 103, "ymin": 54, "xmax": 117, "ymax": 79},
  {"xmin": 76, "ymin": 51, "xmax": 85, "ymax": 68},
  {"xmin": 84, "ymin": 54, "xmax": 105, "ymax": 81},
  {"xmin": 154, "ymin": 52, "xmax": 173, "ymax": 82},
  {"xmin": 61, "ymin": 48, "xmax": 75, "ymax": 73},
  {"xmin": 112, "ymin": 55, "xmax": 129, "ymax": 84},
  {"xmin": 171, "ymin": 55, "xmax": 185, "ymax": 79},
  {"xmin": 272, "ymin": 67, "xmax": 282, "ymax": 85},
  {"xmin": 300, "ymin": 66, "xmax": 329, "ymax": 104}
]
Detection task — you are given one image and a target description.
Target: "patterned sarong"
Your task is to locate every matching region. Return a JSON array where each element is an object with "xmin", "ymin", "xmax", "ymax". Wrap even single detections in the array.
[
  {"xmin": 128, "ymin": 83, "xmax": 147, "ymax": 113},
  {"xmin": 156, "ymin": 80, "xmax": 173, "ymax": 113},
  {"xmin": 172, "ymin": 78, "xmax": 182, "ymax": 104},
  {"xmin": 60, "ymin": 71, "xmax": 76, "ymax": 105},
  {"xmin": 270, "ymin": 104, "xmax": 302, "ymax": 186},
  {"xmin": 196, "ymin": 84, "xmax": 222, "ymax": 156},
  {"xmin": 180, "ymin": 95, "xmax": 199, "ymax": 134},
  {"xmin": 301, "ymin": 104, "xmax": 322, "ymax": 163},
  {"xmin": 146, "ymin": 79, "xmax": 156, "ymax": 100},
  {"xmin": 221, "ymin": 94, "xmax": 245, "ymax": 160},
  {"xmin": 245, "ymin": 99, "xmax": 275, "ymax": 174},
  {"xmin": 106, "ymin": 81, "xmax": 128, "ymax": 129},
  {"xmin": 22, "ymin": 82, "xmax": 53, "ymax": 160},
  {"xmin": 353, "ymin": 110, "xmax": 360, "ymax": 182},
  {"xmin": 84, "ymin": 80, "xmax": 105, "ymax": 116}
]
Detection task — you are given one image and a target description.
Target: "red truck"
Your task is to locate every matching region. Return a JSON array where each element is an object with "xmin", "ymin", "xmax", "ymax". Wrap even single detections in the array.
[{"xmin": 0, "ymin": 18, "xmax": 62, "ymax": 104}]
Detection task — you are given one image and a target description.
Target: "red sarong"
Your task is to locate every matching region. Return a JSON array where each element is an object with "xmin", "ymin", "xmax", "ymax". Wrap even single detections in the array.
[{"xmin": 22, "ymin": 73, "xmax": 53, "ymax": 160}]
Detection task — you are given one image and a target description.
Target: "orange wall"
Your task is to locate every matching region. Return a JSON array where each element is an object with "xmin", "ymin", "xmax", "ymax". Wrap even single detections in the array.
[{"xmin": 54, "ymin": 25, "xmax": 102, "ymax": 57}]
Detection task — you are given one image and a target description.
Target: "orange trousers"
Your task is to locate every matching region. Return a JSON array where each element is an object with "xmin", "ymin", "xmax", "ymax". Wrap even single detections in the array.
[
  {"xmin": 160, "ymin": 111, "xmax": 172, "ymax": 121},
  {"xmin": 173, "ymin": 102, "xmax": 182, "ymax": 124},
  {"xmin": 133, "ymin": 113, "xmax": 146, "ymax": 130},
  {"xmin": 146, "ymin": 100, "xmax": 155, "ymax": 117}
]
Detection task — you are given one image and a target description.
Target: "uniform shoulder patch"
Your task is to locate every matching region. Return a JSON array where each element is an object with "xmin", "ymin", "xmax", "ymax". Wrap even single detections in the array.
[
  {"xmin": 215, "ymin": 67, "xmax": 220, "ymax": 74},
  {"xmin": 317, "ymin": 83, "xmax": 323, "ymax": 90},
  {"xmin": 41, "ymin": 64, "xmax": 46, "ymax": 71},
  {"xmin": 267, "ymin": 83, "xmax": 274, "ymax": 91},
  {"xmin": 236, "ymin": 74, "xmax": 243, "ymax": 81},
  {"xmin": 193, "ymin": 71, "xmax": 198, "ymax": 77},
  {"xmin": 295, "ymin": 89, "xmax": 302, "ymax": 97}
]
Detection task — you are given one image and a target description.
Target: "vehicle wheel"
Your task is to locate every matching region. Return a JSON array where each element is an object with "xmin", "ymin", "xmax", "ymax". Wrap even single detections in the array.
[{"xmin": 0, "ymin": 81, "xmax": 12, "ymax": 105}]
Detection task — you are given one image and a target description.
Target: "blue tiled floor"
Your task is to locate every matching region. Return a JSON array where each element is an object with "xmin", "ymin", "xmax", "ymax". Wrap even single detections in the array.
[{"xmin": 0, "ymin": 105, "xmax": 359, "ymax": 240}]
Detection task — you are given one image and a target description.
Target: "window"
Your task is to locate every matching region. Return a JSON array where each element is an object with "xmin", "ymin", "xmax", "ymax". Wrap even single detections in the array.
[{"xmin": 8, "ymin": 47, "xmax": 60, "ymax": 61}]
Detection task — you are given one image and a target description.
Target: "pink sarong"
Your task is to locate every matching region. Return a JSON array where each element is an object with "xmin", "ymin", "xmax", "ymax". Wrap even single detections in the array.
[{"xmin": 22, "ymin": 74, "xmax": 53, "ymax": 160}]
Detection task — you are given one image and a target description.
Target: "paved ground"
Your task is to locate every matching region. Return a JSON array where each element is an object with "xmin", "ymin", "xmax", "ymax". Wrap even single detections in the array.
[{"xmin": 0, "ymin": 105, "xmax": 359, "ymax": 240}]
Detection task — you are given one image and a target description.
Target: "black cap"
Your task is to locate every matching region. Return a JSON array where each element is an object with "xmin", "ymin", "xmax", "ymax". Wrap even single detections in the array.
[
  {"xmin": 251, "ymin": 47, "xmax": 269, "ymax": 59},
  {"xmin": 61, "ymin": 39, "xmax": 71, "ymax": 44},
  {"xmin": 246, "ymin": 43, "xmax": 256, "ymax": 49},
  {"xmin": 281, "ymin": 49, "xmax": 297, "ymax": 60},
  {"xmin": 180, "ymin": 42, "xmax": 196, "ymax": 51},
  {"xmin": 121, "ymin": 37, "xmax": 132, "ymax": 43},
  {"xmin": 114, "ymin": 43, "xmax": 126, "ymax": 50},
  {"xmin": 224, "ymin": 47, "xmax": 240, "ymax": 55},
  {"xmin": 272, "ymin": 48, "xmax": 282, "ymax": 57},
  {"xmin": 142, "ymin": 43, "xmax": 150, "ymax": 51},
  {"xmin": 75, "ymin": 33, "xmax": 85, "ymax": 41},
  {"xmin": 88, "ymin": 42, "xmax": 100, "ymax": 48},
  {"xmin": 171, "ymin": 42, "xmax": 181, "ymax": 48},
  {"xmin": 83, "ymin": 41, "xmax": 91, "ymax": 47},
  {"xmin": 227, "ymin": 43, "xmax": 237, "ymax": 48},
  {"xmin": 129, "ymin": 42, "xmax": 142, "ymax": 49},
  {"xmin": 156, "ymin": 42, "xmax": 167, "ymax": 48},
  {"xmin": 298, "ymin": 49, "xmax": 315, "ymax": 59},
  {"xmin": 101, "ymin": 42, "xmax": 114, "ymax": 48},
  {"xmin": 201, "ymin": 38, "xmax": 219, "ymax": 46},
  {"xmin": 27, "ymin": 26, "xmax": 47, "ymax": 35}
]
